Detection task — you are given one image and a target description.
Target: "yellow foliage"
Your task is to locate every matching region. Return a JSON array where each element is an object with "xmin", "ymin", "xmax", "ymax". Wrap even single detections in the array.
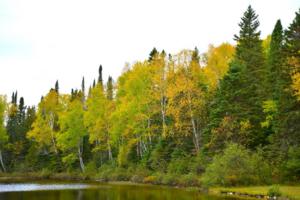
[
  {"xmin": 292, "ymin": 72, "xmax": 300, "ymax": 101},
  {"xmin": 203, "ymin": 43, "xmax": 235, "ymax": 89}
]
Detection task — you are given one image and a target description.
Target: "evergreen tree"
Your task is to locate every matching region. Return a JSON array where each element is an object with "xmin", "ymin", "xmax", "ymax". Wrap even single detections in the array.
[
  {"xmin": 98, "ymin": 65, "xmax": 103, "ymax": 86},
  {"xmin": 192, "ymin": 47, "xmax": 200, "ymax": 63},
  {"xmin": 207, "ymin": 6, "xmax": 266, "ymax": 149},
  {"xmin": 55, "ymin": 80, "xmax": 59, "ymax": 93},
  {"xmin": 277, "ymin": 9, "xmax": 300, "ymax": 147},
  {"xmin": 81, "ymin": 77, "xmax": 85, "ymax": 103},
  {"xmin": 81, "ymin": 77, "xmax": 85, "ymax": 94},
  {"xmin": 106, "ymin": 76, "xmax": 113, "ymax": 100},
  {"xmin": 259, "ymin": 20, "xmax": 284, "ymax": 142},
  {"xmin": 17, "ymin": 97, "xmax": 26, "ymax": 139},
  {"xmin": 149, "ymin": 47, "xmax": 158, "ymax": 62},
  {"xmin": 266, "ymin": 20, "xmax": 284, "ymax": 99}
]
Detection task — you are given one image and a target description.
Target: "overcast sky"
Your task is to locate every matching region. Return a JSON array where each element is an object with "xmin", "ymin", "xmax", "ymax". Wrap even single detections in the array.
[{"xmin": 0, "ymin": 0, "xmax": 299, "ymax": 106}]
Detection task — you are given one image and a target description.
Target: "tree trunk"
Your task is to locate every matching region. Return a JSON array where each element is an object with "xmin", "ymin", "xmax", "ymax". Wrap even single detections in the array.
[
  {"xmin": 161, "ymin": 97, "xmax": 167, "ymax": 137},
  {"xmin": 147, "ymin": 117, "xmax": 152, "ymax": 146},
  {"xmin": 49, "ymin": 116, "xmax": 58, "ymax": 154},
  {"xmin": 191, "ymin": 115, "xmax": 200, "ymax": 153},
  {"xmin": 78, "ymin": 139, "xmax": 85, "ymax": 173},
  {"xmin": 107, "ymin": 140, "xmax": 113, "ymax": 161},
  {"xmin": 187, "ymin": 87, "xmax": 200, "ymax": 153},
  {"xmin": 0, "ymin": 150, "xmax": 6, "ymax": 172},
  {"xmin": 160, "ymin": 63, "xmax": 167, "ymax": 137}
]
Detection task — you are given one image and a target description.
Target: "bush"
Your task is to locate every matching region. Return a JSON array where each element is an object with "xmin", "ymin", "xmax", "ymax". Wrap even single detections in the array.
[
  {"xmin": 84, "ymin": 162, "xmax": 98, "ymax": 175},
  {"xmin": 110, "ymin": 167, "xmax": 132, "ymax": 181},
  {"xmin": 161, "ymin": 173, "xmax": 179, "ymax": 186},
  {"xmin": 178, "ymin": 173, "xmax": 200, "ymax": 187},
  {"xmin": 285, "ymin": 146, "xmax": 300, "ymax": 181},
  {"xmin": 143, "ymin": 174, "xmax": 162, "ymax": 185},
  {"xmin": 167, "ymin": 157, "xmax": 190, "ymax": 174},
  {"xmin": 130, "ymin": 174, "xmax": 144, "ymax": 183},
  {"xmin": 201, "ymin": 143, "xmax": 271, "ymax": 186},
  {"xmin": 268, "ymin": 185, "xmax": 282, "ymax": 197},
  {"xmin": 40, "ymin": 168, "xmax": 52, "ymax": 178}
]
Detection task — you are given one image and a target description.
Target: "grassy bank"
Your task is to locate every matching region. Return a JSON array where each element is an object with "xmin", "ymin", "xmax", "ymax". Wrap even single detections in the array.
[{"xmin": 210, "ymin": 186, "xmax": 300, "ymax": 200}]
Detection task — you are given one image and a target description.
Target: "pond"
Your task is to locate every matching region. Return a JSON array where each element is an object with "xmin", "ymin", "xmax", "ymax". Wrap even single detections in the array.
[{"xmin": 0, "ymin": 181, "xmax": 239, "ymax": 200}]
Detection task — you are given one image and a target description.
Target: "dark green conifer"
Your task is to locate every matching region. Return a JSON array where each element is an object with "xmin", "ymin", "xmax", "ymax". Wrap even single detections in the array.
[
  {"xmin": 98, "ymin": 65, "xmax": 103, "ymax": 86},
  {"xmin": 206, "ymin": 5, "xmax": 266, "ymax": 149},
  {"xmin": 149, "ymin": 47, "xmax": 158, "ymax": 61},
  {"xmin": 106, "ymin": 76, "xmax": 113, "ymax": 100},
  {"xmin": 55, "ymin": 80, "xmax": 59, "ymax": 93}
]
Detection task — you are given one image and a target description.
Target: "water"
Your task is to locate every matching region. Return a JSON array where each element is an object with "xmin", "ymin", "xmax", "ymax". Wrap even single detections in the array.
[{"xmin": 0, "ymin": 181, "xmax": 239, "ymax": 200}]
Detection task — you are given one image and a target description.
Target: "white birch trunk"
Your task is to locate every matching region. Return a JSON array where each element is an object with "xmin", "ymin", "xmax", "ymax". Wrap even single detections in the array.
[{"xmin": 0, "ymin": 150, "xmax": 6, "ymax": 172}]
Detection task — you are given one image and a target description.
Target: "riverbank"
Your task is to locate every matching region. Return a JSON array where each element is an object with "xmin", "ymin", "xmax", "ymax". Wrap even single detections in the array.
[
  {"xmin": 0, "ymin": 173, "xmax": 299, "ymax": 200},
  {"xmin": 210, "ymin": 186, "xmax": 300, "ymax": 200}
]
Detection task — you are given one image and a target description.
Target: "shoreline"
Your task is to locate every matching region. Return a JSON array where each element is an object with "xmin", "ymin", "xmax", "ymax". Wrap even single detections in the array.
[{"xmin": 0, "ymin": 173, "xmax": 299, "ymax": 200}]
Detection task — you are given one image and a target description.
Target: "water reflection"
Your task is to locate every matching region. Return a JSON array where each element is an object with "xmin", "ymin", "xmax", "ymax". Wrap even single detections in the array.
[
  {"xmin": 0, "ymin": 183, "xmax": 91, "ymax": 192},
  {"xmin": 0, "ymin": 183, "xmax": 239, "ymax": 200}
]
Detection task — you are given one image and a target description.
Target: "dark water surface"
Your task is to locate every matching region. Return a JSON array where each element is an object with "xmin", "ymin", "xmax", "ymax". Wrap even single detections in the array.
[{"xmin": 0, "ymin": 181, "xmax": 239, "ymax": 200}]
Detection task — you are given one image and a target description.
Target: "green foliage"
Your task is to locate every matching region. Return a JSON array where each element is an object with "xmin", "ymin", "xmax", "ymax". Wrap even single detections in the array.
[
  {"xmin": 0, "ymin": 96, "xmax": 8, "ymax": 147},
  {"xmin": 201, "ymin": 143, "xmax": 271, "ymax": 186},
  {"xmin": 207, "ymin": 5, "xmax": 266, "ymax": 150},
  {"xmin": 285, "ymin": 146, "xmax": 300, "ymax": 181},
  {"xmin": 161, "ymin": 173, "xmax": 180, "ymax": 186},
  {"xmin": 268, "ymin": 185, "xmax": 282, "ymax": 197}
]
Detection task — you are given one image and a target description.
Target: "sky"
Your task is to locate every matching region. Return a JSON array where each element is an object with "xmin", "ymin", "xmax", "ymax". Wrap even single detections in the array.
[{"xmin": 0, "ymin": 0, "xmax": 299, "ymax": 106}]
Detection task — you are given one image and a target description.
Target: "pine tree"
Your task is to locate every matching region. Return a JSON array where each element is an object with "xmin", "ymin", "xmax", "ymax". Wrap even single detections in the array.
[
  {"xmin": 11, "ymin": 92, "xmax": 15, "ymax": 104},
  {"xmin": 260, "ymin": 20, "xmax": 284, "ymax": 140},
  {"xmin": 106, "ymin": 76, "xmax": 113, "ymax": 100},
  {"xmin": 81, "ymin": 77, "xmax": 85, "ymax": 94},
  {"xmin": 266, "ymin": 20, "xmax": 284, "ymax": 99},
  {"xmin": 191, "ymin": 47, "xmax": 200, "ymax": 63},
  {"xmin": 207, "ymin": 6, "xmax": 266, "ymax": 149},
  {"xmin": 98, "ymin": 65, "xmax": 103, "ymax": 86},
  {"xmin": 81, "ymin": 77, "xmax": 85, "ymax": 103},
  {"xmin": 55, "ymin": 80, "xmax": 59, "ymax": 93},
  {"xmin": 277, "ymin": 9, "xmax": 300, "ymax": 147},
  {"xmin": 149, "ymin": 47, "xmax": 158, "ymax": 62}
]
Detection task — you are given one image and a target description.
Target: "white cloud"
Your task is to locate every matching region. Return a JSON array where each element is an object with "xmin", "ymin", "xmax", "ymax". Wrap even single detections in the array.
[{"xmin": 0, "ymin": 0, "xmax": 299, "ymax": 105}]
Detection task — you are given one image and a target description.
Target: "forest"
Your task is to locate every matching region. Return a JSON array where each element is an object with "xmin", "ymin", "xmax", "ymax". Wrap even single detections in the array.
[{"xmin": 0, "ymin": 6, "xmax": 299, "ymax": 187}]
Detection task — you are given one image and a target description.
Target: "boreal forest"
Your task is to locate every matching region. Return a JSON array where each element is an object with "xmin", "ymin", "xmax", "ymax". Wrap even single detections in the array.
[{"xmin": 0, "ymin": 6, "xmax": 300, "ymax": 187}]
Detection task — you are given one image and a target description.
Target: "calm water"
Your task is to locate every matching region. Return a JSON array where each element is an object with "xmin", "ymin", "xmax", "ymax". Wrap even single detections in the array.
[{"xmin": 0, "ymin": 181, "xmax": 239, "ymax": 200}]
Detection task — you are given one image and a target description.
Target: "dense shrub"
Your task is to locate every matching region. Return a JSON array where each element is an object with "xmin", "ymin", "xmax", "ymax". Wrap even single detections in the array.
[
  {"xmin": 143, "ymin": 174, "xmax": 162, "ymax": 185},
  {"xmin": 178, "ymin": 173, "xmax": 200, "ymax": 187},
  {"xmin": 161, "ymin": 173, "xmax": 179, "ymax": 186},
  {"xmin": 201, "ymin": 143, "xmax": 271, "ymax": 186},
  {"xmin": 285, "ymin": 146, "xmax": 300, "ymax": 181},
  {"xmin": 167, "ymin": 157, "xmax": 191, "ymax": 174}
]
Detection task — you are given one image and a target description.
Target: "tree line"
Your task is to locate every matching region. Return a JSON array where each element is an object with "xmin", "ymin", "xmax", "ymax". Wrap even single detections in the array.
[{"xmin": 0, "ymin": 6, "xmax": 299, "ymax": 186}]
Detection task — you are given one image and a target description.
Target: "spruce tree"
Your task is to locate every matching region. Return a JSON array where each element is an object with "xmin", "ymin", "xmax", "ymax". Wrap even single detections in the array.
[
  {"xmin": 192, "ymin": 47, "xmax": 200, "ymax": 63},
  {"xmin": 149, "ymin": 47, "xmax": 158, "ymax": 61},
  {"xmin": 106, "ymin": 76, "xmax": 113, "ymax": 100},
  {"xmin": 55, "ymin": 80, "xmax": 59, "ymax": 93},
  {"xmin": 98, "ymin": 65, "xmax": 103, "ymax": 86},
  {"xmin": 267, "ymin": 20, "xmax": 284, "ymax": 100},
  {"xmin": 273, "ymin": 10, "xmax": 300, "ymax": 180},
  {"xmin": 81, "ymin": 77, "xmax": 85, "ymax": 94},
  {"xmin": 278, "ymin": 9, "xmax": 300, "ymax": 147},
  {"xmin": 207, "ymin": 6, "xmax": 266, "ymax": 149},
  {"xmin": 81, "ymin": 77, "xmax": 85, "ymax": 102}
]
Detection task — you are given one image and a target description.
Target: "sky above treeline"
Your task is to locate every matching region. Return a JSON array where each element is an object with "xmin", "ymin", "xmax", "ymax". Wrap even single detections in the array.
[{"xmin": 0, "ymin": 0, "xmax": 299, "ymax": 106}]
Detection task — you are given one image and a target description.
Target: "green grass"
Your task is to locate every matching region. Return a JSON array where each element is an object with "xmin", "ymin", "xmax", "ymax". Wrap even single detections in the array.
[{"xmin": 211, "ymin": 186, "xmax": 300, "ymax": 200}]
